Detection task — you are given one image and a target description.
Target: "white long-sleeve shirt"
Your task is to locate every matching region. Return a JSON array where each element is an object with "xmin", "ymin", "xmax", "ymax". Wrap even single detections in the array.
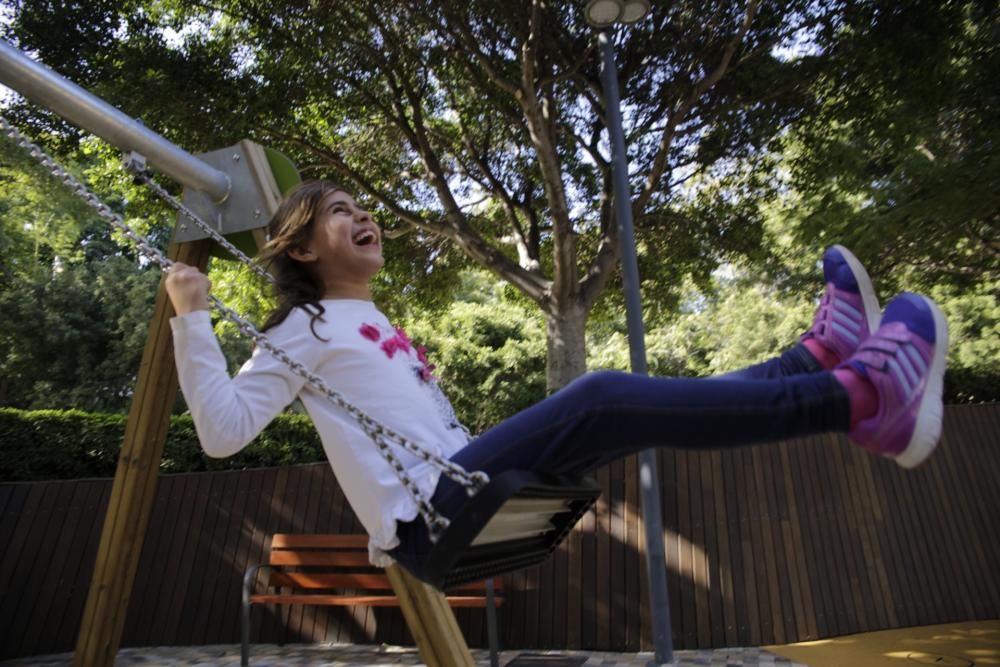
[{"xmin": 170, "ymin": 300, "xmax": 469, "ymax": 565}]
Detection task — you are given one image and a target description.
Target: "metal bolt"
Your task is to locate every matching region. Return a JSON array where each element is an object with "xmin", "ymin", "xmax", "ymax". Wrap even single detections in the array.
[
  {"xmin": 233, "ymin": 154, "xmax": 240, "ymax": 161},
  {"xmin": 180, "ymin": 224, "xmax": 188, "ymax": 231},
  {"xmin": 254, "ymin": 209, "xmax": 261, "ymax": 218}
]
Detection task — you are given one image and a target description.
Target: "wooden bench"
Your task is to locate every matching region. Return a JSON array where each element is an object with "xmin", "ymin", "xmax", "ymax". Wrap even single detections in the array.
[{"xmin": 242, "ymin": 534, "xmax": 502, "ymax": 667}]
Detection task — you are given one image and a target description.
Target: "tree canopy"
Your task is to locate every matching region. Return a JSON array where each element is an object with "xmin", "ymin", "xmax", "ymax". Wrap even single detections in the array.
[
  {"xmin": 776, "ymin": 0, "xmax": 998, "ymax": 291},
  {"xmin": 0, "ymin": 0, "xmax": 996, "ymax": 416},
  {"xmin": 4, "ymin": 0, "xmax": 837, "ymax": 389}
]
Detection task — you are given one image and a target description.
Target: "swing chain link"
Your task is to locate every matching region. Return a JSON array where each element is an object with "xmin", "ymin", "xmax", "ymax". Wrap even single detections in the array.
[
  {"xmin": 127, "ymin": 168, "xmax": 275, "ymax": 286},
  {"xmin": 0, "ymin": 116, "xmax": 488, "ymax": 542}
]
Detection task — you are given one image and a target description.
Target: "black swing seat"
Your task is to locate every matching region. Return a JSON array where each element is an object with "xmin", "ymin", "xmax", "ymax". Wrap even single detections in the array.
[{"xmin": 413, "ymin": 470, "xmax": 602, "ymax": 590}]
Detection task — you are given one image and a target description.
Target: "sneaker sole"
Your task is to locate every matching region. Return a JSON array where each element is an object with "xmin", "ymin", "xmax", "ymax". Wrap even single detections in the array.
[
  {"xmin": 895, "ymin": 298, "xmax": 949, "ymax": 469},
  {"xmin": 831, "ymin": 244, "xmax": 881, "ymax": 333}
]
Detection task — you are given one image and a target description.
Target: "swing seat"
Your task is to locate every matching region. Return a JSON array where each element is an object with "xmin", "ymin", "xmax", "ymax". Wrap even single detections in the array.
[{"xmin": 414, "ymin": 470, "xmax": 603, "ymax": 590}]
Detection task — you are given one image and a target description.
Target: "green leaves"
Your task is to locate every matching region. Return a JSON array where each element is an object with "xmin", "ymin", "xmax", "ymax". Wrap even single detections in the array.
[
  {"xmin": 0, "ymin": 408, "xmax": 324, "ymax": 481},
  {"xmin": 781, "ymin": 0, "xmax": 1000, "ymax": 289},
  {"xmin": 1, "ymin": 0, "xmax": 996, "ymax": 420},
  {"xmin": 0, "ymin": 255, "xmax": 160, "ymax": 412},
  {"xmin": 403, "ymin": 292, "xmax": 548, "ymax": 433},
  {"xmin": 0, "ymin": 127, "xmax": 172, "ymax": 413}
]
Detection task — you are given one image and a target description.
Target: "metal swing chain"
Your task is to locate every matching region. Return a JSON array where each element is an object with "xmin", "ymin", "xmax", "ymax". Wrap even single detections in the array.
[
  {"xmin": 128, "ymin": 171, "xmax": 486, "ymax": 505},
  {"xmin": 129, "ymin": 171, "xmax": 275, "ymax": 286},
  {"xmin": 0, "ymin": 116, "xmax": 488, "ymax": 542}
]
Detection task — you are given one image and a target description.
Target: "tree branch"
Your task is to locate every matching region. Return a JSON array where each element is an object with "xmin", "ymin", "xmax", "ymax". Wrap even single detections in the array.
[
  {"xmin": 516, "ymin": 0, "xmax": 578, "ymax": 308},
  {"xmin": 538, "ymin": 40, "xmax": 597, "ymax": 89},
  {"xmin": 269, "ymin": 129, "xmax": 445, "ymax": 231},
  {"xmin": 438, "ymin": 112, "xmax": 540, "ymax": 270},
  {"xmin": 270, "ymin": 128, "xmax": 550, "ymax": 301},
  {"xmin": 579, "ymin": 173, "xmax": 619, "ymax": 307},
  {"xmin": 434, "ymin": 11, "xmax": 522, "ymax": 97},
  {"xmin": 634, "ymin": 0, "xmax": 760, "ymax": 214}
]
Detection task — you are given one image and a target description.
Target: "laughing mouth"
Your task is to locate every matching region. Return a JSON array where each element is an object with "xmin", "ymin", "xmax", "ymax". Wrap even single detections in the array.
[{"xmin": 353, "ymin": 230, "xmax": 378, "ymax": 247}]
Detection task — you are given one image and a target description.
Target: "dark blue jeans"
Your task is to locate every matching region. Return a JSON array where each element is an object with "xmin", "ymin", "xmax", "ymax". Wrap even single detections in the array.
[{"xmin": 389, "ymin": 344, "xmax": 848, "ymax": 567}]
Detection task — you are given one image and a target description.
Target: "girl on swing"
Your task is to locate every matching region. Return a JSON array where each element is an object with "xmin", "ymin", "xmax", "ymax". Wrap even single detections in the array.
[{"xmin": 165, "ymin": 180, "xmax": 948, "ymax": 573}]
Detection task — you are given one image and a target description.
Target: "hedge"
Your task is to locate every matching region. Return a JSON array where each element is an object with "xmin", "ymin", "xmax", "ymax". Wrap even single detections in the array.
[{"xmin": 0, "ymin": 408, "xmax": 324, "ymax": 482}]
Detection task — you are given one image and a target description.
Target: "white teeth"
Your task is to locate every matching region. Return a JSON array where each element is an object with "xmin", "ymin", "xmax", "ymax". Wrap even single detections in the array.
[{"xmin": 354, "ymin": 231, "xmax": 376, "ymax": 246}]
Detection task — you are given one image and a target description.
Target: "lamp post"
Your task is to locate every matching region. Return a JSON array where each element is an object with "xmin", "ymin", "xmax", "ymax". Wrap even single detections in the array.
[{"xmin": 584, "ymin": 1, "xmax": 674, "ymax": 664}]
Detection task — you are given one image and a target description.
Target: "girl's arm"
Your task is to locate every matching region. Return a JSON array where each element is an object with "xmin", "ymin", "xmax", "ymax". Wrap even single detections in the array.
[{"xmin": 166, "ymin": 263, "xmax": 318, "ymax": 457}]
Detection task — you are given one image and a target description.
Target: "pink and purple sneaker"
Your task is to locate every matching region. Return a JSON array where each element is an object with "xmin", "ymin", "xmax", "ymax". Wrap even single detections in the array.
[
  {"xmin": 801, "ymin": 245, "xmax": 881, "ymax": 364},
  {"xmin": 842, "ymin": 293, "xmax": 949, "ymax": 468}
]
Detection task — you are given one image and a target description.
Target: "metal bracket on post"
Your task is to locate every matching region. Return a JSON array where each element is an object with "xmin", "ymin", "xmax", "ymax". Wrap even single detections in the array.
[
  {"xmin": 123, "ymin": 150, "xmax": 149, "ymax": 184},
  {"xmin": 173, "ymin": 140, "xmax": 280, "ymax": 244}
]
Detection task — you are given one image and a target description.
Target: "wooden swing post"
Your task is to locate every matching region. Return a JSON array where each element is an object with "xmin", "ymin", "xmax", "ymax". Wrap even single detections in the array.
[
  {"xmin": 72, "ymin": 237, "xmax": 213, "ymax": 667},
  {"xmin": 386, "ymin": 565, "xmax": 476, "ymax": 667}
]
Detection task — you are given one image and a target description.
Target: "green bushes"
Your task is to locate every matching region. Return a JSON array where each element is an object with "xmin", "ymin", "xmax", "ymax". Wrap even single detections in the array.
[
  {"xmin": 0, "ymin": 408, "xmax": 324, "ymax": 482},
  {"xmin": 404, "ymin": 300, "xmax": 548, "ymax": 434}
]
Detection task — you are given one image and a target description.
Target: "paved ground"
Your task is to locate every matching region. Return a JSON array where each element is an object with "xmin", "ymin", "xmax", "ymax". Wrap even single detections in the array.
[
  {"xmin": 7, "ymin": 620, "xmax": 998, "ymax": 667},
  {"xmin": 0, "ymin": 644, "xmax": 805, "ymax": 667},
  {"xmin": 766, "ymin": 619, "xmax": 1000, "ymax": 667}
]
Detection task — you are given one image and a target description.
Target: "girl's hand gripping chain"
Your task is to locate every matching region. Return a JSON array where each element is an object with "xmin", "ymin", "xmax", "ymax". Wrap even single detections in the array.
[{"xmin": 165, "ymin": 262, "xmax": 212, "ymax": 316}]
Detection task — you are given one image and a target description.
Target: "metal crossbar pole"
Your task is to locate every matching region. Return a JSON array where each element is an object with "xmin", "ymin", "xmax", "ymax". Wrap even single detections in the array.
[
  {"xmin": 0, "ymin": 39, "xmax": 229, "ymax": 201},
  {"xmin": 598, "ymin": 29, "xmax": 674, "ymax": 665}
]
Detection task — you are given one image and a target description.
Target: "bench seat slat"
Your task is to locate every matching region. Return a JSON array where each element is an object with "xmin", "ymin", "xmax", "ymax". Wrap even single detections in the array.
[
  {"xmin": 267, "ymin": 571, "xmax": 504, "ymax": 592},
  {"xmin": 269, "ymin": 572, "xmax": 391, "ymax": 589},
  {"xmin": 251, "ymin": 594, "xmax": 404, "ymax": 606},
  {"xmin": 250, "ymin": 593, "xmax": 502, "ymax": 608},
  {"xmin": 269, "ymin": 551, "xmax": 371, "ymax": 566},
  {"xmin": 271, "ymin": 534, "xmax": 369, "ymax": 548},
  {"xmin": 245, "ymin": 534, "xmax": 505, "ymax": 666},
  {"xmin": 449, "ymin": 579, "xmax": 504, "ymax": 593}
]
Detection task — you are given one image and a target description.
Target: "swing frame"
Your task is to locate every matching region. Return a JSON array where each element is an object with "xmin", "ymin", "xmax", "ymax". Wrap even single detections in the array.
[{"xmin": 0, "ymin": 38, "xmax": 609, "ymax": 667}]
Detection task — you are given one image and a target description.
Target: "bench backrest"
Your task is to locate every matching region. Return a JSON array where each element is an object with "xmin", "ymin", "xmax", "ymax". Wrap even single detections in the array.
[{"xmin": 267, "ymin": 534, "xmax": 502, "ymax": 595}]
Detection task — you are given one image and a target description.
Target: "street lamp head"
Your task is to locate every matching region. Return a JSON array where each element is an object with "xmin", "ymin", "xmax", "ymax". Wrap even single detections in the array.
[
  {"xmin": 584, "ymin": 0, "xmax": 651, "ymax": 27},
  {"xmin": 584, "ymin": 0, "xmax": 623, "ymax": 27},
  {"xmin": 619, "ymin": 0, "xmax": 651, "ymax": 23}
]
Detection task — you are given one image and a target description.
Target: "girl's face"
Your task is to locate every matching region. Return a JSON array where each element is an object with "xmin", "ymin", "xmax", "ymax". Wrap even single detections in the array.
[{"xmin": 290, "ymin": 190, "xmax": 384, "ymax": 299}]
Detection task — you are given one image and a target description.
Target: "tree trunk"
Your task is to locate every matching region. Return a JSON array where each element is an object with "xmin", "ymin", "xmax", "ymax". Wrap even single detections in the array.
[{"xmin": 544, "ymin": 304, "xmax": 588, "ymax": 393}]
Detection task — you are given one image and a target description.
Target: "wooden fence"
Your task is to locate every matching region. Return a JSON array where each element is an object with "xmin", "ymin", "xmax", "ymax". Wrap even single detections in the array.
[{"xmin": 1, "ymin": 403, "xmax": 998, "ymax": 660}]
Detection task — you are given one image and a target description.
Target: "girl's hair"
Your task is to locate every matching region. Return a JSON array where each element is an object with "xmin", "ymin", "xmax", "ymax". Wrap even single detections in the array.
[{"xmin": 258, "ymin": 180, "xmax": 346, "ymax": 335}]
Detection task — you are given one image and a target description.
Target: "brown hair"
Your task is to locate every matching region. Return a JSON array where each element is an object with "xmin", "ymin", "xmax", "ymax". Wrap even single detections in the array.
[{"xmin": 258, "ymin": 180, "xmax": 346, "ymax": 335}]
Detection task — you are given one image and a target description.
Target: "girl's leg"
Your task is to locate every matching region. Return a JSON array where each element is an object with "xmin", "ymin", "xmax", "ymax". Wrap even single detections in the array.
[
  {"xmin": 715, "ymin": 343, "xmax": 824, "ymax": 380},
  {"xmin": 720, "ymin": 245, "xmax": 881, "ymax": 381},
  {"xmin": 446, "ymin": 370, "xmax": 845, "ymax": 490},
  {"xmin": 425, "ymin": 292, "xmax": 945, "ymax": 526},
  {"xmin": 389, "ymin": 286, "xmax": 945, "ymax": 573},
  {"xmin": 390, "ymin": 368, "xmax": 849, "ymax": 571}
]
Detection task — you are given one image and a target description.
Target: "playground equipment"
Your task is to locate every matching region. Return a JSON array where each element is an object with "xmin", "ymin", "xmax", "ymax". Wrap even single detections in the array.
[{"xmin": 0, "ymin": 39, "xmax": 607, "ymax": 667}]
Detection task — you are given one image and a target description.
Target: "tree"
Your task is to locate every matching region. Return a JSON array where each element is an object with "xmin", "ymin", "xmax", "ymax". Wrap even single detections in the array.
[
  {"xmin": 0, "ymin": 130, "xmax": 165, "ymax": 411},
  {"xmin": 404, "ymin": 288, "xmax": 548, "ymax": 432},
  {"xmin": 747, "ymin": 0, "xmax": 1000, "ymax": 402},
  {"xmin": 0, "ymin": 252, "xmax": 160, "ymax": 411},
  {"xmin": 776, "ymin": 0, "xmax": 999, "ymax": 290},
  {"xmin": 5, "ymin": 0, "xmax": 994, "ymax": 398},
  {"xmin": 3, "ymin": 0, "xmax": 829, "ymax": 389}
]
